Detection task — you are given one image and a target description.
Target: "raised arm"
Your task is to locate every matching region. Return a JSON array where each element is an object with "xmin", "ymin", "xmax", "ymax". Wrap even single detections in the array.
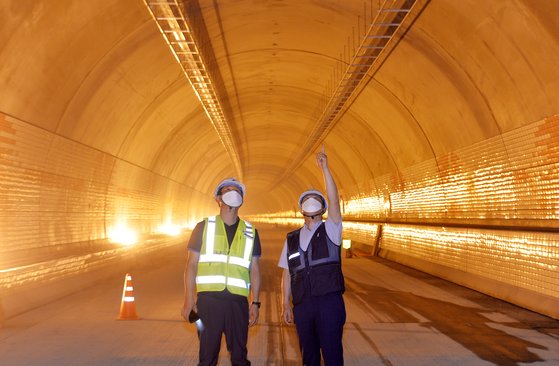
[{"xmin": 316, "ymin": 148, "xmax": 341, "ymax": 224}]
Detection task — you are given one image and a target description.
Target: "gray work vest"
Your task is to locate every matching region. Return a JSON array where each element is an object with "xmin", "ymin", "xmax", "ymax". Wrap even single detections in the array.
[{"xmin": 286, "ymin": 222, "xmax": 345, "ymax": 305}]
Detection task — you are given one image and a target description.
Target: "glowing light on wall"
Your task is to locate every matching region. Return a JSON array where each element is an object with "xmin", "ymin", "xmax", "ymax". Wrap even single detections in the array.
[
  {"xmin": 247, "ymin": 216, "xmax": 303, "ymax": 227},
  {"xmin": 246, "ymin": 215, "xmax": 380, "ymax": 246},
  {"xmin": 381, "ymin": 224, "xmax": 559, "ymax": 298},
  {"xmin": 108, "ymin": 224, "xmax": 139, "ymax": 246},
  {"xmin": 253, "ymin": 115, "xmax": 559, "ymax": 308},
  {"xmin": 157, "ymin": 220, "xmax": 182, "ymax": 236},
  {"xmin": 184, "ymin": 220, "xmax": 198, "ymax": 230},
  {"xmin": 342, "ymin": 221, "xmax": 379, "ymax": 244},
  {"xmin": 339, "ymin": 115, "xmax": 559, "ymax": 225},
  {"xmin": 344, "ymin": 196, "xmax": 385, "ymax": 217},
  {"xmin": 0, "ymin": 236, "xmax": 184, "ymax": 290}
]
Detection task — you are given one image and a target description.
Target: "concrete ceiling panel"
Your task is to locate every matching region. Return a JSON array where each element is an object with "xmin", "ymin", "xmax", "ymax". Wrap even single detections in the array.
[
  {"xmin": 57, "ymin": 24, "xmax": 188, "ymax": 155},
  {"xmin": 0, "ymin": 0, "xmax": 147, "ymax": 130}
]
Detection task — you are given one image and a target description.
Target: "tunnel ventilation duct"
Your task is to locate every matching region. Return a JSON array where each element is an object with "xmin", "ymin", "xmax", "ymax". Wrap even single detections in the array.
[
  {"xmin": 143, "ymin": 0, "xmax": 243, "ymax": 179},
  {"xmin": 278, "ymin": 0, "xmax": 428, "ymax": 183}
]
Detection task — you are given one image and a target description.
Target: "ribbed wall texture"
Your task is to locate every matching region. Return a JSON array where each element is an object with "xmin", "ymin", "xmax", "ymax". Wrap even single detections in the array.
[
  {"xmin": 249, "ymin": 114, "xmax": 559, "ymax": 318},
  {"xmin": 342, "ymin": 114, "xmax": 559, "ymax": 228},
  {"xmin": 381, "ymin": 225, "xmax": 559, "ymax": 299},
  {"xmin": 0, "ymin": 112, "xmax": 207, "ymax": 290}
]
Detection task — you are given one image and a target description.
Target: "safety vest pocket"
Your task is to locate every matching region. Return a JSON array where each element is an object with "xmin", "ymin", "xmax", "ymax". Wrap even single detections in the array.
[{"xmin": 309, "ymin": 263, "xmax": 344, "ymax": 297}]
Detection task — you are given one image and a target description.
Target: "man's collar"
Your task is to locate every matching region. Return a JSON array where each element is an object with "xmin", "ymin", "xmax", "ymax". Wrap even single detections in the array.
[
  {"xmin": 304, "ymin": 219, "xmax": 322, "ymax": 231},
  {"xmin": 218, "ymin": 214, "xmax": 240, "ymax": 227}
]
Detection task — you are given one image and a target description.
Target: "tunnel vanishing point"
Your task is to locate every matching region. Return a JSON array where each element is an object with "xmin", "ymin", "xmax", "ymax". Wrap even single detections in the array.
[{"xmin": 0, "ymin": 0, "xmax": 558, "ymax": 322}]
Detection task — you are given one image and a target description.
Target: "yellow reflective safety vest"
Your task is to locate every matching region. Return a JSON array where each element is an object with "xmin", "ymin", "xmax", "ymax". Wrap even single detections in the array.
[{"xmin": 196, "ymin": 215, "xmax": 255, "ymax": 297}]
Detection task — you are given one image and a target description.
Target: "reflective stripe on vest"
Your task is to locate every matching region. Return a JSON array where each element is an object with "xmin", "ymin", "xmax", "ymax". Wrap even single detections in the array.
[
  {"xmin": 196, "ymin": 216, "xmax": 254, "ymax": 296},
  {"xmin": 196, "ymin": 275, "xmax": 226, "ymax": 284},
  {"xmin": 195, "ymin": 275, "xmax": 249, "ymax": 290},
  {"xmin": 288, "ymin": 252, "xmax": 300, "ymax": 260},
  {"xmin": 286, "ymin": 223, "xmax": 345, "ymax": 304},
  {"xmin": 227, "ymin": 277, "xmax": 249, "ymax": 290},
  {"xmin": 287, "ymin": 223, "xmax": 340, "ymax": 273},
  {"xmin": 199, "ymin": 217, "xmax": 228, "ymax": 263},
  {"xmin": 230, "ymin": 222, "xmax": 253, "ymax": 268}
]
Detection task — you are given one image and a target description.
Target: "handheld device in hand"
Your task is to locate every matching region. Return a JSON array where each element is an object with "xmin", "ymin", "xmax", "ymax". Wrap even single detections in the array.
[{"xmin": 188, "ymin": 309, "xmax": 200, "ymax": 323}]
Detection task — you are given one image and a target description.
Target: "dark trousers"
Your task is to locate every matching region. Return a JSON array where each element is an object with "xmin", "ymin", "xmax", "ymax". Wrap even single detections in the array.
[
  {"xmin": 196, "ymin": 294, "xmax": 250, "ymax": 366},
  {"xmin": 293, "ymin": 292, "xmax": 346, "ymax": 366}
]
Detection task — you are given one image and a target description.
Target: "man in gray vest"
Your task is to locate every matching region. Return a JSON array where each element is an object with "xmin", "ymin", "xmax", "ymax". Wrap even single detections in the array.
[{"xmin": 278, "ymin": 148, "xmax": 345, "ymax": 365}]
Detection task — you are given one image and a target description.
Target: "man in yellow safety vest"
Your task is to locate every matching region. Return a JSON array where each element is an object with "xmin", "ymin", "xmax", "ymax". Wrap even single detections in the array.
[{"xmin": 182, "ymin": 178, "xmax": 262, "ymax": 366}]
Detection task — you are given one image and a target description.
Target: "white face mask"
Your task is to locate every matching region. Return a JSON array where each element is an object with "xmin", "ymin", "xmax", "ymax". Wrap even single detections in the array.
[
  {"xmin": 221, "ymin": 190, "xmax": 243, "ymax": 208},
  {"xmin": 301, "ymin": 197, "xmax": 323, "ymax": 215}
]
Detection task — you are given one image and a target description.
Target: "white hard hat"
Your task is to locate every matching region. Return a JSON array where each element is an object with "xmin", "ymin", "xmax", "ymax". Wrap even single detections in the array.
[
  {"xmin": 298, "ymin": 189, "xmax": 328, "ymax": 211},
  {"xmin": 214, "ymin": 178, "xmax": 246, "ymax": 198}
]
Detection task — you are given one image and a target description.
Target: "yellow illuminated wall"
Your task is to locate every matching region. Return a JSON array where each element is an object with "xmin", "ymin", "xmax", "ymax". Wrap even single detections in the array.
[
  {"xmin": 381, "ymin": 225, "xmax": 559, "ymax": 299},
  {"xmin": 251, "ymin": 115, "xmax": 559, "ymax": 318},
  {"xmin": 341, "ymin": 115, "xmax": 559, "ymax": 226},
  {"xmin": 0, "ymin": 113, "xmax": 208, "ymax": 291}
]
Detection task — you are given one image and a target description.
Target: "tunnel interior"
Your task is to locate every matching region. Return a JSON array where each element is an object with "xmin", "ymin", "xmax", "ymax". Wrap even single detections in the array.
[{"xmin": 1, "ymin": 0, "xmax": 558, "ymax": 320}]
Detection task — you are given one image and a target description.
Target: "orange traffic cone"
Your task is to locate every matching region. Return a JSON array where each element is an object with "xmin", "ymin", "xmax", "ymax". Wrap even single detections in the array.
[{"xmin": 117, "ymin": 273, "xmax": 139, "ymax": 320}]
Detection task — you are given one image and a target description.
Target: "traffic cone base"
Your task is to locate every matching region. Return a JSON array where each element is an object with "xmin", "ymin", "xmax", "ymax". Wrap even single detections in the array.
[{"xmin": 117, "ymin": 273, "xmax": 139, "ymax": 320}]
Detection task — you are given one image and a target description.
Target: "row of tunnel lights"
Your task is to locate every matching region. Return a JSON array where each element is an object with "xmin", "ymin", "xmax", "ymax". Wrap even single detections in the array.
[{"xmin": 107, "ymin": 218, "xmax": 354, "ymax": 250}]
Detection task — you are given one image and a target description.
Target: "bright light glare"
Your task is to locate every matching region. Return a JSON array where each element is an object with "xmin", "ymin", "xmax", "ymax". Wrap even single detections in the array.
[
  {"xmin": 157, "ymin": 222, "xmax": 181, "ymax": 236},
  {"xmin": 342, "ymin": 239, "xmax": 352, "ymax": 249},
  {"xmin": 108, "ymin": 225, "xmax": 139, "ymax": 246},
  {"xmin": 186, "ymin": 221, "xmax": 197, "ymax": 230}
]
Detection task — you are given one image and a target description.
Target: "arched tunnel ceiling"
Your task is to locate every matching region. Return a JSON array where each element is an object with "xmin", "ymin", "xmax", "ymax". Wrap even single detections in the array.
[{"xmin": 1, "ymin": 0, "xmax": 559, "ymax": 215}]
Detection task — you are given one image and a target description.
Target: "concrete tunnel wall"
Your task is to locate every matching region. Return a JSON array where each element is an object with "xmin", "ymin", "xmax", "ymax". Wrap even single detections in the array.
[{"xmin": 1, "ymin": 0, "xmax": 558, "ymax": 320}]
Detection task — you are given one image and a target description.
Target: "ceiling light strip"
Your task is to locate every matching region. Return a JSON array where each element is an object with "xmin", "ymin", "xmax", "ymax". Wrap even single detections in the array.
[{"xmin": 143, "ymin": 0, "xmax": 243, "ymax": 179}]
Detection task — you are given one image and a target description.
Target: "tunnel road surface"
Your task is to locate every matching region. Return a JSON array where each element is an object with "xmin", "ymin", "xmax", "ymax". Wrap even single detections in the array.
[{"xmin": 0, "ymin": 224, "xmax": 558, "ymax": 365}]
